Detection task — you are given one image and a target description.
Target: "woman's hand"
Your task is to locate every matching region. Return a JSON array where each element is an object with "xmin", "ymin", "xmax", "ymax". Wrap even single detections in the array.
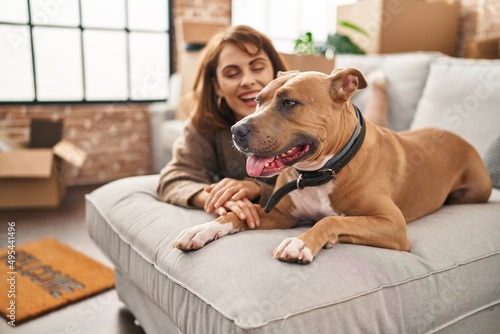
[
  {"xmin": 216, "ymin": 198, "xmax": 261, "ymax": 229},
  {"xmin": 203, "ymin": 178, "xmax": 262, "ymax": 228}
]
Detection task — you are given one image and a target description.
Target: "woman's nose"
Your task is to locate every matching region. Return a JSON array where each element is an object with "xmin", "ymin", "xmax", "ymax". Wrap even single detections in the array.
[{"xmin": 240, "ymin": 71, "xmax": 256, "ymax": 86}]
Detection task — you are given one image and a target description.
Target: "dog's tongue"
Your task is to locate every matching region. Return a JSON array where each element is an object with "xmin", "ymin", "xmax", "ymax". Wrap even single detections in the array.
[{"xmin": 246, "ymin": 155, "xmax": 275, "ymax": 177}]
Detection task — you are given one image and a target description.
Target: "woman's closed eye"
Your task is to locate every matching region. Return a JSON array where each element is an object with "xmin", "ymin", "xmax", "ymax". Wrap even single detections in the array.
[
  {"xmin": 225, "ymin": 70, "xmax": 241, "ymax": 79},
  {"xmin": 251, "ymin": 66, "xmax": 264, "ymax": 73},
  {"xmin": 250, "ymin": 59, "xmax": 268, "ymax": 73},
  {"xmin": 222, "ymin": 65, "xmax": 242, "ymax": 79}
]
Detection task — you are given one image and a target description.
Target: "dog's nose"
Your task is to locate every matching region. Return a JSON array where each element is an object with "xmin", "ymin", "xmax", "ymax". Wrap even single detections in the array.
[{"xmin": 231, "ymin": 123, "xmax": 251, "ymax": 140}]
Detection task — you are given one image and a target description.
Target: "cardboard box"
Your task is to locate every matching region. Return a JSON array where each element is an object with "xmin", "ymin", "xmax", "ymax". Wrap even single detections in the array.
[
  {"xmin": 177, "ymin": 49, "xmax": 203, "ymax": 119},
  {"xmin": 175, "ymin": 19, "xmax": 227, "ymax": 48},
  {"xmin": 0, "ymin": 133, "xmax": 21, "ymax": 151},
  {"xmin": 0, "ymin": 120, "xmax": 87, "ymax": 210},
  {"xmin": 0, "ymin": 149, "xmax": 66, "ymax": 209},
  {"xmin": 29, "ymin": 118, "xmax": 63, "ymax": 148},
  {"xmin": 174, "ymin": 20, "xmax": 228, "ymax": 119},
  {"xmin": 175, "ymin": 20, "xmax": 227, "ymax": 97},
  {"xmin": 280, "ymin": 53, "xmax": 335, "ymax": 74},
  {"xmin": 337, "ymin": 0, "xmax": 461, "ymax": 56},
  {"xmin": 464, "ymin": 38, "xmax": 500, "ymax": 59}
]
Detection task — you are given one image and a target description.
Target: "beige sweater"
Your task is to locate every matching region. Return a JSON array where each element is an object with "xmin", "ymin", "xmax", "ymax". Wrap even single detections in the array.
[{"xmin": 157, "ymin": 120, "xmax": 275, "ymax": 208}]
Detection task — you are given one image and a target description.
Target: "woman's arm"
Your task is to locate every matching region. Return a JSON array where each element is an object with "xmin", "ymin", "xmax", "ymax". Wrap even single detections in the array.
[{"xmin": 157, "ymin": 121, "xmax": 218, "ymax": 208}]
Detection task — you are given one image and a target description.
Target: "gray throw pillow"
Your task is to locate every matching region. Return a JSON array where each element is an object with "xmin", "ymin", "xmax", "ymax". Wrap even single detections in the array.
[{"xmin": 484, "ymin": 134, "xmax": 500, "ymax": 189}]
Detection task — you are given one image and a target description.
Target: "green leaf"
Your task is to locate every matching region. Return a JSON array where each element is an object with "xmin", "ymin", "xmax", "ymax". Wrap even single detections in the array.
[
  {"xmin": 325, "ymin": 33, "xmax": 366, "ymax": 55},
  {"xmin": 338, "ymin": 20, "xmax": 369, "ymax": 37}
]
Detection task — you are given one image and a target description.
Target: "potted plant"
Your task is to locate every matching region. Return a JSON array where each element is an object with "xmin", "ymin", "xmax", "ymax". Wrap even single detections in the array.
[{"xmin": 294, "ymin": 20, "xmax": 368, "ymax": 56}]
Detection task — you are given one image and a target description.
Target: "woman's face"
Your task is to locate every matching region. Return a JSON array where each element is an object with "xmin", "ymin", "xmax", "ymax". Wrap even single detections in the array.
[{"xmin": 213, "ymin": 43, "xmax": 275, "ymax": 121}]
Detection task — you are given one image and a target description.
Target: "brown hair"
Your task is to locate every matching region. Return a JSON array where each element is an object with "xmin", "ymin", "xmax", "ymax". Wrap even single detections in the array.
[{"xmin": 189, "ymin": 25, "xmax": 288, "ymax": 132}]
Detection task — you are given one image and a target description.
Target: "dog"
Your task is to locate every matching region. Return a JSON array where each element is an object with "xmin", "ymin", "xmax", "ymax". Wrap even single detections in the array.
[{"xmin": 173, "ymin": 68, "xmax": 492, "ymax": 264}]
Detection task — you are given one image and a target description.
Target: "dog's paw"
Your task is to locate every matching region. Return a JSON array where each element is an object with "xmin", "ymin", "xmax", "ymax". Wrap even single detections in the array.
[
  {"xmin": 173, "ymin": 221, "xmax": 238, "ymax": 252},
  {"xmin": 273, "ymin": 237, "xmax": 314, "ymax": 264}
]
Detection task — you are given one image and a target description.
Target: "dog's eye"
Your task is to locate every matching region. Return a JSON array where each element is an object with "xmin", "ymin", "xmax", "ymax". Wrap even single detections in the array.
[{"xmin": 283, "ymin": 99, "xmax": 296, "ymax": 107}]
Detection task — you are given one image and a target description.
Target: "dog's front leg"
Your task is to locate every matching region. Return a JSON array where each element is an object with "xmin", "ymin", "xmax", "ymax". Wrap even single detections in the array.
[
  {"xmin": 173, "ymin": 213, "xmax": 246, "ymax": 251},
  {"xmin": 174, "ymin": 207, "xmax": 296, "ymax": 252},
  {"xmin": 273, "ymin": 211, "xmax": 410, "ymax": 264}
]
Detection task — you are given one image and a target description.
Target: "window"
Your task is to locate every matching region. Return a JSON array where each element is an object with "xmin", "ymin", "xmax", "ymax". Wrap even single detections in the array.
[
  {"xmin": 231, "ymin": 0, "xmax": 356, "ymax": 54},
  {"xmin": 0, "ymin": 0, "xmax": 171, "ymax": 103}
]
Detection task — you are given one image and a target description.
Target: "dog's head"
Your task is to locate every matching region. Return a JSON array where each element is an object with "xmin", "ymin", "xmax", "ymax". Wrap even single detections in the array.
[{"xmin": 232, "ymin": 67, "xmax": 367, "ymax": 178}]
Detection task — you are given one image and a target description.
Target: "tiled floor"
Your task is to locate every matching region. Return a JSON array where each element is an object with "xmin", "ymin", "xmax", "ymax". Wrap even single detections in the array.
[{"xmin": 0, "ymin": 184, "xmax": 146, "ymax": 334}]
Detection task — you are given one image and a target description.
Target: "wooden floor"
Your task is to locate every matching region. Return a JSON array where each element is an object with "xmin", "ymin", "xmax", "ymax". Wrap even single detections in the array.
[{"xmin": 0, "ymin": 184, "xmax": 146, "ymax": 334}]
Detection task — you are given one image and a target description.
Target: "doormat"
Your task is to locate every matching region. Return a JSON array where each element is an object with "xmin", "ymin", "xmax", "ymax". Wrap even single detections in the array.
[{"xmin": 0, "ymin": 237, "xmax": 115, "ymax": 325}]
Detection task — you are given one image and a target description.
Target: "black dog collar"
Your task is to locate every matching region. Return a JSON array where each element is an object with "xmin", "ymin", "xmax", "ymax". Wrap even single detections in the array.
[{"xmin": 264, "ymin": 105, "xmax": 366, "ymax": 213}]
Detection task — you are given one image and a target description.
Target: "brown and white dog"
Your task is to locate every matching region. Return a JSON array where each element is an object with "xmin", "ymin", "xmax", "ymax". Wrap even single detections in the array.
[{"xmin": 174, "ymin": 68, "xmax": 492, "ymax": 264}]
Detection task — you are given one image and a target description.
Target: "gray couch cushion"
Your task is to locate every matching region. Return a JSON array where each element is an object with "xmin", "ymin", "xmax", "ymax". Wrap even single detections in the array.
[
  {"xmin": 86, "ymin": 175, "xmax": 500, "ymax": 334},
  {"xmin": 335, "ymin": 52, "xmax": 443, "ymax": 131},
  {"xmin": 410, "ymin": 57, "xmax": 500, "ymax": 157}
]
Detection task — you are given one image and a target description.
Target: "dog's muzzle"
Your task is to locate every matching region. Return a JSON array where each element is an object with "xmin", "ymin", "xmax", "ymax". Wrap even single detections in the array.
[{"xmin": 231, "ymin": 122, "xmax": 252, "ymax": 152}]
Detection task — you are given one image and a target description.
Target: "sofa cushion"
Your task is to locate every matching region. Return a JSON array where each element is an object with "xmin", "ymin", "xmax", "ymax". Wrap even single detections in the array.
[
  {"xmin": 484, "ymin": 134, "xmax": 500, "ymax": 189},
  {"xmin": 335, "ymin": 52, "xmax": 443, "ymax": 131},
  {"xmin": 86, "ymin": 175, "xmax": 500, "ymax": 334},
  {"xmin": 410, "ymin": 57, "xmax": 500, "ymax": 157}
]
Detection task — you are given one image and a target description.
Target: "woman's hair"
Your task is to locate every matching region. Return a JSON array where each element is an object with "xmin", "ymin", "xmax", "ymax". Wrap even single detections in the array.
[{"xmin": 189, "ymin": 25, "xmax": 288, "ymax": 132}]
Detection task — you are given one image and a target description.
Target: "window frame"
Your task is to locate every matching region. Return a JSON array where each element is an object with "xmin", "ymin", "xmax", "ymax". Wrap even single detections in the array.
[{"xmin": 0, "ymin": 0, "xmax": 173, "ymax": 105}]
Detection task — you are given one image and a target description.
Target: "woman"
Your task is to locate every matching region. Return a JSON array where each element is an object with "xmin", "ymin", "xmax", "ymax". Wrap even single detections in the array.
[{"xmin": 157, "ymin": 25, "xmax": 289, "ymax": 228}]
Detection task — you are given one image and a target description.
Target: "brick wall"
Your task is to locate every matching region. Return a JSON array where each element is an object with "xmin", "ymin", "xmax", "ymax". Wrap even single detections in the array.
[{"xmin": 0, "ymin": 104, "xmax": 152, "ymax": 186}]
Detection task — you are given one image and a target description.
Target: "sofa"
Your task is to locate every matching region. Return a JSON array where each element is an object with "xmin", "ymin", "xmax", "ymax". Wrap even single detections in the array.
[{"xmin": 86, "ymin": 52, "xmax": 500, "ymax": 334}]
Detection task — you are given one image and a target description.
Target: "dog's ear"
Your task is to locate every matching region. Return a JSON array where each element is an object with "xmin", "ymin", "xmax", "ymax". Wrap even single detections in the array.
[
  {"xmin": 277, "ymin": 70, "xmax": 300, "ymax": 77},
  {"xmin": 329, "ymin": 67, "xmax": 367, "ymax": 102}
]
